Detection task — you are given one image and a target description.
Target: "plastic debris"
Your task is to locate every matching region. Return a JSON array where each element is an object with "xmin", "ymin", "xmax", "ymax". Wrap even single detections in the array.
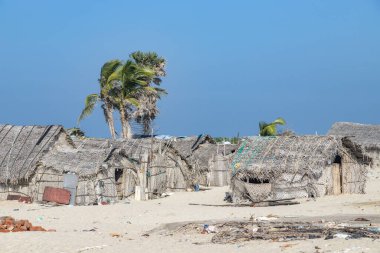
[
  {"xmin": 333, "ymin": 233, "xmax": 351, "ymax": 239},
  {"xmin": 368, "ymin": 227, "xmax": 380, "ymax": 233},
  {"xmin": 255, "ymin": 216, "xmax": 278, "ymax": 222}
]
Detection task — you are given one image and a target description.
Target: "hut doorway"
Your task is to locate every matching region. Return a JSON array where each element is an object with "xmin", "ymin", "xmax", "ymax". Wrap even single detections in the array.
[
  {"xmin": 115, "ymin": 168, "xmax": 124, "ymax": 199},
  {"xmin": 332, "ymin": 155, "xmax": 342, "ymax": 195}
]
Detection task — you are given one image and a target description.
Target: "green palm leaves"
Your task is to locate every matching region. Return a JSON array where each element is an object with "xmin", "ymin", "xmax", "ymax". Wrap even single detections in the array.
[
  {"xmin": 78, "ymin": 52, "xmax": 167, "ymax": 139},
  {"xmin": 259, "ymin": 117, "xmax": 286, "ymax": 136},
  {"xmin": 78, "ymin": 94, "xmax": 99, "ymax": 122}
]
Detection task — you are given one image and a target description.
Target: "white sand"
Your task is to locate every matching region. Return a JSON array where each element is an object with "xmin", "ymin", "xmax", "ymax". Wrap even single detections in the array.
[{"xmin": 0, "ymin": 167, "xmax": 379, "ymax": 253}]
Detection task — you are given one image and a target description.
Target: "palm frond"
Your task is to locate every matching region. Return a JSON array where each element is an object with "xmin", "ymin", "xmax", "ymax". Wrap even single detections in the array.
[
  {"xmin": 273, "ymin": 117, "xmax": 286, "ymax": 126},
  {"xmin": 78, "ymin": 93, "xmax": 99, "ymax": 122}
]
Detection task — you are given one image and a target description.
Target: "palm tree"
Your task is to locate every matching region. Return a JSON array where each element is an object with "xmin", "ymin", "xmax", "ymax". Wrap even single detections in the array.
[
  {"xmin": 107, "ymin": 60, "xmax": 156, "ymax": 139},
  {"xmin": 78, "ymin": 60, "xmax": 122, "ymax": 139},
  {"xmin": 130, "ymin": 51, "xmax": 167, "ymax": 134},
  {"xmin": 259, "ymin": 117, "xmax": 286, "ymax": 136}
]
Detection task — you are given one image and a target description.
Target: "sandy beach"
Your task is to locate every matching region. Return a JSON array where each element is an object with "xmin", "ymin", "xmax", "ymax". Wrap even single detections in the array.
[{"xmin": 0, "ymin": 166, "xmax": 379, "ymax": 253}]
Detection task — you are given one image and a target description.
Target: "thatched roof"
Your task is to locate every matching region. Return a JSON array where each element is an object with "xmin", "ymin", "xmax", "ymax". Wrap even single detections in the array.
[
  {"xmin": 40, "ymin": 137, "xmax": 156, "ymax": 176},
  {"xmin": 232, "ymin": 135, "xmax": 370, "ymax": 180},
  {"xmin": 168, "ymin": 135, "xmax": 216, "ymax": 159},
  {"xmin": 0, "ymin": 124, "xmax": 64, "ymax": 183},
  {"xmin": 328, "ymin": 122, "xmax": 380, "ymax": 151},
  {"xmin": 39, "ymin": 143, "xmax": 112, "ymax": 177}
]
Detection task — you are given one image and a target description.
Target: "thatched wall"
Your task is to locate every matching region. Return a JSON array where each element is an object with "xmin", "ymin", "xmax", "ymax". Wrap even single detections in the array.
[{"xmin": 230, "ymin": 136, "xmax": 370, "ymax": 203}]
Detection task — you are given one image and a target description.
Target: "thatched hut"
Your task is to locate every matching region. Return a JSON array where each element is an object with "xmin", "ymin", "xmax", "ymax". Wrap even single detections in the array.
[
  {"xmin": 230, "ymin": 136, "xmax": 370, "ymax": 203},
  {"xmin": 38, "ymin": 137, "xmax": 195, "ymax": 204},
  {"xmin": 37, "ymin": 138, "xmax": 118, "ymax": 205},
  {"xmin": 328, "ymin": 122, "xmax": 380, "ymax": 168},
  {"xmin": 0, "ymin": 124, "xmax": 69, "ymax": 200},
  {"xmin": 167, "ymin": 135, "xmax": 237, "ymax": 186}
]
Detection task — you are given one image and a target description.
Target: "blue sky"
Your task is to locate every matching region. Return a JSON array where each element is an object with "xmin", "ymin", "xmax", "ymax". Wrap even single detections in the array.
[{"xmin": 0, "ymin": 1, "xmax": 379, "ymax": 138}]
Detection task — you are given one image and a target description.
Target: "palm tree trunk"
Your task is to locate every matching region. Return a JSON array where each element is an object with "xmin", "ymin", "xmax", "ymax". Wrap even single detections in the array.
[
  {"xmin": 102, "ymin": 103, "xmax": 116, "ymax": 139},
  {"xmin": 119, "ymin": 106, "xmax": 132, "ymax": 139}
]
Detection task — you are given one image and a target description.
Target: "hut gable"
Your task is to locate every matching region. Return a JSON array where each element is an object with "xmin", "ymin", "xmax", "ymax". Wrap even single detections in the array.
[
  {"xmin": 0, "ymin": 124, "xmax": 64, "ymax": 183},
  {"xmin": 167, "ymin": 135, "xmax": 237, "ymax": 186},
  {"xmin": 328, "ymin": 122, "xmax": 380, "ymax": 151}
]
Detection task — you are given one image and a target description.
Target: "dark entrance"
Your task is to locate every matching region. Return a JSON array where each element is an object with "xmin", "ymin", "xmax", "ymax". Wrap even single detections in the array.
[{"xmin": 115, "ymin": 168, "xmax": 124, "ymax": 199}]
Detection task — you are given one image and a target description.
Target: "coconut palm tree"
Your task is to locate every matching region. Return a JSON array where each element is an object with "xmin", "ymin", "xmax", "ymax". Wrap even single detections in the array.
[
  {"xmin": 259, "ymin": 117, "xmax": 286, "ymax": 136},
  {"xmin": 78, "ymin": 60, "xmax": 122, "ymax": 139},
  {"xmin": 107, "ymin": 60, "xmax": 156, "ymax": 139},
  {"xmin": 130, "ymin": 51, "xmax": 167, "ymax": 134}
]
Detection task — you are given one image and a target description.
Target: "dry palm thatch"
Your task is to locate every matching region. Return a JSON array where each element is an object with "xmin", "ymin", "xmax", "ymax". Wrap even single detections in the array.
[
  {"xmin": 0, "ymin": 125, "xmax": 64, "ymax": 184},
  {"xmin": 328, "ymin": 122, "xmax": 380, "ymax": 151}
]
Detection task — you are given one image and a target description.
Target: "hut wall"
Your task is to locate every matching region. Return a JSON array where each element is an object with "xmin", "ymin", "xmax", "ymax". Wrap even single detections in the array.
[
  {"xmin": 33, "ymin": 168, "xmax": 64, "ymax": 201},
  {"xmin": 123, "ymin": 169, "xmax": 137, "ymax": 198},
  {"xmin": 341, "ymin": 154, "xmax": 366, "ymax": 194},
  {"xmin": 272, "ymin": 172, "xmax": 311, "ymax": 199},
  {"xmin": 165, "ymin": 156, "xmax": 188, "ymax": 191},
  {"xmin": 208, "ymin": 155, "xmax": 230, "ymax": 187},
  {"xmin": 0, "ymin": 183, "xmax": 31, "ymax": 200},
  {"xmin": 147, "ymin": 165, "xmax": 167, "ymax": 198},
  {"xmin": 96, "ymin": 170, "xmax": 117, "ymax": 203},
  {"xmin": 367, "ymin": 150, "xmax": 380, "ymax": 169},
  {"xmin": 317, "ymin": 163, "xmax": 348, "ymax": 197},
  {"xmin": 75, "ymin": 177, "xmax": 96, "ymax": 205}
]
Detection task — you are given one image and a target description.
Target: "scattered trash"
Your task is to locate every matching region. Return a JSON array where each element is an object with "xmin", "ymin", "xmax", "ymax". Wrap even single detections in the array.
[
  {"xmin": 161, "ymin": 192, "xmax": 174, "ymax": 197},
  {"xmin": 354, "ymin": 217, "xmax": 370, "ymax": 222},
  {"xmin": 37, "ymin": 216, "xmax": 44, "ymax": 222},
  {"xmin": 172, "ymin": 219, "xmax": 380, "ymax": 244},
  {"xmin": 13, "ymin": 209, "xmax": 19, "ymax": 211},
  {"xmin": 6, "ymin": 195, "xmax": 32, "ymax": 203},
  {"xmin": 194, "ymin": 184, "xmax": 200, "ymax": 192},
  {"xmin": 324, "ymin": 222, "xmax": 336, "ymax": 228},
  {"xmin": 77, "ymin": 245, "xmax": 108, "ymax": 253},
  {"xmin": 141, "ymin": 233, "xmax": 150, "ymax": 237},
  {"xmin": 42, "ymin": 186, "xmax": 71, "ymax": 205},
  {"xmin": 280, "ymin": 243, "xmax": 297, "ymax": 250},
  {"xmin": 333, "ymin": 233, "xmax": 351, "ymax": 239},
  {"xmin": 206, "ymin": 225, "xmax": 217, "ymax": 233},
  {"xmin": 255, "ymin": 216, "xmax": 278, "ymax": 222},
  {"xmin": 82, "ymin": 228, "xmax": 97, "ymax": 232},
  {"xmin": 0, "ymin": 216, "xmax": 53, "ymax": 232},
  {"xmin": 7, "ymin": 195, "xmax": 21, "ymax": 200},
  {"xmin": 110, "ymin": 232, "xmax": 122, "ymax": 238},
  {"xmin": 368, "ymin": 227, "xmax": 380, "ymax": 233},
  {"xmin": 18, "ymin": 196, "xmax": 32, "ymax": 204}
]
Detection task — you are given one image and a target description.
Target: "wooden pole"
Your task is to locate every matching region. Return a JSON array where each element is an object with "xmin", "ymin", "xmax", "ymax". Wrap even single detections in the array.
[{"xmin": 139, "ymin": 151, "xmax": 149, "ymax": 201}]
